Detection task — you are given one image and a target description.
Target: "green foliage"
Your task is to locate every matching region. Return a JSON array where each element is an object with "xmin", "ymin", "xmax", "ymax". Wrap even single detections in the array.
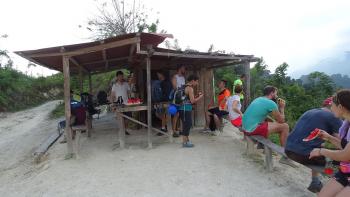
[{"xmin": 50, "ymin": 102, "xmax": 65, "ymax": 119}]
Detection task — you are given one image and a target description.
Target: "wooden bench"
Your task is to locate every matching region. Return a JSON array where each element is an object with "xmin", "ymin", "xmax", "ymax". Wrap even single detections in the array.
[{"xmin": 235, "ymin": 127, "xmax": 327, "ymax": 174}]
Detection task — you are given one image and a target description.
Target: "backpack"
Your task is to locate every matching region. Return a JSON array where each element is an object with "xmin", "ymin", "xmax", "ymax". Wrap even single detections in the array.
[
  {"xmin": 172, "ymin": 85, "xmax": 187, "ymax": 106},
  {"xmin": 151, "ymin": 80, "xmax": 163, "ymax": 102},
  {"xmin": 71, "ymin": 106, "xmax": 86, "ymax": 126},
  {"xmin": 97, "ymin": 91, "xmax": 108, "ymax": 105},
  {"xmin": 80, "ymin": 92, "xmax": 99, "ymax": 116}
]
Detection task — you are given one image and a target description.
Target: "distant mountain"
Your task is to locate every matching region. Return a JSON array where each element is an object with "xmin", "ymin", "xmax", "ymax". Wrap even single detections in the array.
[
  {"xmin": 293, "ymin": 52, "xmax": 350, "ymax": 77},
  {"xmin": 300, "ymin": 73, "xmax": 350, "ymax": 88}
]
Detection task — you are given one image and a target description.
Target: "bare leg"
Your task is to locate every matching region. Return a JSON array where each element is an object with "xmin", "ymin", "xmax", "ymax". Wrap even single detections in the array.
[
  {"xmin": 319, "ymin": 178, "xmax": 344, "ymax": 197},
  {"xmin": 161, "ymin": 113, "xmax": 166, "ymax": 129},
  {"xmin": 335, "ymin": 187, "xmax": 350, "ymax": 197},
  {"xmin": 213, "ymin": 114, "xmax": 221, "ymax": 130},
  {"xmin": 267, "ymin": 122, "xmax": 289, "ymax": 147},
  {"xmin": 172, "ymin": 113, "xmax": 179, "ymax": 134},
  {"xmin": 204, "ymin": 111, "xmax": 211, "ymax": 129}
]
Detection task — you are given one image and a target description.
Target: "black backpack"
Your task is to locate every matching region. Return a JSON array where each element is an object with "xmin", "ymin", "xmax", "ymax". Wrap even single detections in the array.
[
  {"xmin": 97, "ymin": 91, "xmax": 108, "ymax": 105},
  {"xmin": 172, "ymin": 85, "xmax": 187, "ymax": 106}
]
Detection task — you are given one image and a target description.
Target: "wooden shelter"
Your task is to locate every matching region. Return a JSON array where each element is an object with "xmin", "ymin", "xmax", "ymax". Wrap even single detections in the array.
[{"xmin": 15, "ymin": 32, "xmax": 258, "ymax": 156}]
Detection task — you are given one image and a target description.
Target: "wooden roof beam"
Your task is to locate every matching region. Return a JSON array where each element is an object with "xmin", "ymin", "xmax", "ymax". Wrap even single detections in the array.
[
  {"xmin": 81, "ymin": 56, "xmax": 129, "ymax": 66},
  {"xmin": 69, "ymin": 57, "xmax": 89, "ymax": 73},
  {"xmin": 29, "ymin": 37, "xmax": 141, "ymax": 58}
]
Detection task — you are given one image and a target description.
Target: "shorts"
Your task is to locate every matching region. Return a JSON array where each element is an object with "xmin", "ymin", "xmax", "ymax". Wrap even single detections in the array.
[
  {"xmin": 334, "ymin": 171, "xmax": 350, "ymax": 187},
  {"xmin": 230, "ymin": 116, "xmax": 242, "ymax": 127},
  {"xmin": 285, "ymin": 150, "xmax": 326, "ymax": 166},
  {"xmin": 244, "ymin": 121, "xmax": 269, "ymax": 138},
  {"xmin": 208, "ymin": 107, "xmax": 228, "ymax": 118}
]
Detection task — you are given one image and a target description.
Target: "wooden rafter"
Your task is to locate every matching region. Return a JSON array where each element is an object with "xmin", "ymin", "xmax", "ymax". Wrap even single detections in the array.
[{"xmin": 29, "ymin": 37, "xmax": 140, "ymax": 58}]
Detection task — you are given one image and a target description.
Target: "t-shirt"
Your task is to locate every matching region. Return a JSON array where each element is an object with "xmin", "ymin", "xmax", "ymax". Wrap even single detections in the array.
[
  {"xmin": 217, "ymin": 88, "xmax": 231, "ymax": 110},
  {"xmin": 285, "ymin": 109, "xmax": 342, "ymax": 156},
  {"xmin": 174, "ymin": 74, "xmax": 185, "ymax": 88},
  {"xmin": 242, "ymin": 97, "xmax": 278, "ymax": 132},
  {"xmin": 226, "ymin": 95, "xmax": 241, "ymax": 120},
  {"xmin": 111, "ymin": 82, "xmax": 130, "ymax": 104},
  {"xmin": 160, "ymin": 79, "xmax": 173, "ymax": 102}
]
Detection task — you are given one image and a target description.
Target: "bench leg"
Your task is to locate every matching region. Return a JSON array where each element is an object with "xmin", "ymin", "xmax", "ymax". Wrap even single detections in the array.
[
  {"xmin": 264, "ymin": 146, "xmax": 273, "ymax": 172},
  {"xmin": 73, "ymin": 130, "xmax": 81, "ymax": 159},
  {"xmin": 245, "ymin": 135, "xmax": 255, "ymax": 155}
]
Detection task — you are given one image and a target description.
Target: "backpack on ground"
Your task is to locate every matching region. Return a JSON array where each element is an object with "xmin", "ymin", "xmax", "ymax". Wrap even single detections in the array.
[
  {"xmin": 172, "ymin": 85, "xmax": 187, "ymax": 106},
  {"xmin": 97, "ymin": 90, "xmax": 108, "ymax": 105},
  {"xmin": 71, "ymin": 106, "xmax": 86, "ymax": 126},
  {"xmin": 151, "ymin": 80, "xmax": 163, "ymax": 103}
]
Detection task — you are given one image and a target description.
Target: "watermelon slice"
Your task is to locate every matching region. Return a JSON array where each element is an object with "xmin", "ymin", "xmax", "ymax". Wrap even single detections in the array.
[{"xmin": 303, "ymin": 128, "xmax": 321, "ymax": 142}]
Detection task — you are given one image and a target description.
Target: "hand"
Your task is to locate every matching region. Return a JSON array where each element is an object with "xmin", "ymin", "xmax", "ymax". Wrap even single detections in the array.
[
  {"xmin": 317, "ymin": 129, "xmax": 331, "ymax": 141},
  {"xmin": 278, "ymin": 98, "xmax": 286, "ymax": 108},
  {"xmin": 309, "ymin": 148, "xmax": 322, "ymax": 159}
]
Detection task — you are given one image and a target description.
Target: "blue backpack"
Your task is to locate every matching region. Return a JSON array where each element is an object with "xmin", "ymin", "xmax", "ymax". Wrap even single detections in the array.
[{"xmin": 151, "ymin": 80, "xmax": 163, "ymax": 102}]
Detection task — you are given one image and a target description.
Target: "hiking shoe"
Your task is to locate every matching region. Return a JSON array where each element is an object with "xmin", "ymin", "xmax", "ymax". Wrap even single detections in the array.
[
  {"xmin": 173, "ymin": 133, "xmax": 180, "ymax": 138},
  {"xmin": 279, "ymin": 156, "xmax": 298, "ymax": 168},
  {"xmin": 182, "ymin": 141, "xmax": 194, "ymax": 148},
  {"xmin": 257, "ymin": 143, "xmax": 264, "ymax": 149},
  {"xmin": 157, "ymin": 128, "xmax": 167, "ymax": 136},
  {"xmin": 307, "ymin": 181, "xmax": 323, "ymax": 193}
]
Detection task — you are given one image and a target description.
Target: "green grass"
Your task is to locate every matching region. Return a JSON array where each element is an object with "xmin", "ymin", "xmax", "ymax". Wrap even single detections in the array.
[
  {"xmin": 268, "ymin": 133, "xmax": 281, "ymax": 145},
  {"xmin": 50, "ymin": 102, "xmax": 65, "ymax": 119}
]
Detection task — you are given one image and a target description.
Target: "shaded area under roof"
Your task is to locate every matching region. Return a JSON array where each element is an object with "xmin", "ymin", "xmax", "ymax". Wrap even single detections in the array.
[{"xmin": 15, "ymin": 32, "xmax": 259, "ymax": 75}]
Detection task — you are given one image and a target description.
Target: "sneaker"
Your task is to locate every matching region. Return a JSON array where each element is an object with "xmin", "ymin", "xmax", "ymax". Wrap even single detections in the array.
[
  {"xmin": 307, "ymin": 181, "xmax": 323, "ymax": 193},
  {"xmin": 173, "ymin": 133, "xmax": 180, "ymax": 138},
  {"xmin": 257, "ymin": 143, "xmax": 264, "ymax": 149},
  {"xmin": 200, "ymin": 128, "xmax": 211, "ymax": 133},
  {"xmin": 279, "ymin": 156, "xmax": 298, "ymax": 168},
  {"xmin": 182, "ymin": 141, "xmax": 194, "ymax": 148},
  {"xmin": 157, "ymin": 128, "xmax": 167, "ymax": 136},
  {"xmin": 125, "ymin": 131, "xmax": 130, "ymax": 135},
  {"xmin": 209, "ymin": 131, "xmax": 217, "ymax": 136}
]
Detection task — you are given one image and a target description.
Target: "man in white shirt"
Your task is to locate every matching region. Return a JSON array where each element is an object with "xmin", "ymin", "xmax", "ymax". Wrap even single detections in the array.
[
  {"xmin": 111, "ymin": 71, "xmax": 131, "ymax": 135},
  {"xmin": 111, "ymin": 71, "xmax": 130, "ymax": 104},
  {"xmin": 226, "ymin": 85, "xmax": 243, "ymax": 127}
]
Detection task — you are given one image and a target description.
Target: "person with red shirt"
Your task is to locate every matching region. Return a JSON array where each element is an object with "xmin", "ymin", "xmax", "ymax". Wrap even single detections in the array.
[{"xmin": 203, "ymin": 80, "xmax": 230, "ymax": 133}]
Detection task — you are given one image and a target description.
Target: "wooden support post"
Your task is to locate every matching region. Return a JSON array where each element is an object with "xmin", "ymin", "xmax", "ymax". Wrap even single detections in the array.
[
  {"xmin": 146, "ymin": 57, "xmax": 152, "ymax": 149},
  {"xmin": 264, "ymin": 146, "xmax": 273, "ymax": 172},
  {"xmin": 203, "ymin": 68, "xmax": 214, "ymax": 126},
  {"xmin": 79, "ymin": 67, "xmax": 83, "ymax": 93},
  {"xmin": 88, "ymin": 73, "xmax": 92, "ymax": 95},
  {"xmin": 243, "ymin": 62, "xmax": 251, "ymax": 110},
  {"xmin": 62, "ymin": 56, "xmax": 74, "ymax": 157},
  {"xmin": 194, "ymin": 67, "xmax": 206, "ymax": 126},
  {"xmin": 117, "ymin": 113, "xmax": 126, "ymax": 149}
]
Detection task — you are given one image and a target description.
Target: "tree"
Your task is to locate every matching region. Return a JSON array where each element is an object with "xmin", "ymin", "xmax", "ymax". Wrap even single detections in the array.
[
  {"xmin": 83, "ymin": 0, "xmax": 161, "ymax": 40},
  {"xmin": 0, "ymin": 34, "xmax": 13, "ymax": 68}
]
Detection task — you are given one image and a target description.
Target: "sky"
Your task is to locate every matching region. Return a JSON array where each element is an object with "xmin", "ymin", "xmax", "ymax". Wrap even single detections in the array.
[{"xmin": 1, "ymin": 0, "xmax": 349, "ymax": 77}]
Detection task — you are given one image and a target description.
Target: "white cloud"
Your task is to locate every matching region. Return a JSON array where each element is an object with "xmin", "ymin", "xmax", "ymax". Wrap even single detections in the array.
[{"xmin": 1, "ymin": 0, "xmax": 349, "ymax": 77}]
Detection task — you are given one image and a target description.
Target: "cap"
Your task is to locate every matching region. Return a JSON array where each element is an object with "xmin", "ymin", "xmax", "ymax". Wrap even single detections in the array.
[{"xmin": 322, "ymin": 97, "xmax": 333, "ymax": 107}]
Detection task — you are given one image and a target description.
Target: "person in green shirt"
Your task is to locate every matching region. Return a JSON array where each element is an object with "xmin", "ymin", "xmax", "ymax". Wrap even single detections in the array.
[{"xmin": 233, "ymin": 74, "xmax": 245, "ymax": 101}]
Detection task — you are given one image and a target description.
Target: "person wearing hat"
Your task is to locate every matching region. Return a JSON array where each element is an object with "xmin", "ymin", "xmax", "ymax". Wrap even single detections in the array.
[{"xmin": 285, "ymin": 97, "xmax": 343, "ymax": 193}]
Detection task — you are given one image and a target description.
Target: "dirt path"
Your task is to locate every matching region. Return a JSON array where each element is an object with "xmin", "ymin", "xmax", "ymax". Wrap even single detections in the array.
[
  {"xmin": 0, "ymin": 101, "xmax": 61, "ymax": 180},
  {"xmin": 0, "ymin": 105, "xmax": 316, "ymax": 197}
]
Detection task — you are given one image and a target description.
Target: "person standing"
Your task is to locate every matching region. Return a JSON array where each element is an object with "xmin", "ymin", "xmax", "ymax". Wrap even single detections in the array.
[
  {"xmin": 156, "ymin": 70, "xmax": 173, "ymax": 136},
  {"xmin": 111, "ymin": 71, "xmax": 131, "ymax": 135},
  {"xmin": 179, "ymin": 75, "xmax": 203, "ymax": 147},
  {"xmin": 171, "ymin": 64, "xmax": 186, "ymax": 137},
  {"xmin": 233, "ymin": 74, "xmax": 246, "ymax": 101}
]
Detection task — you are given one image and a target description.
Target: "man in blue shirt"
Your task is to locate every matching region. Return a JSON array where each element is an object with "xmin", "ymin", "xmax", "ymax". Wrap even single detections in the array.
[{"xmin": 285, "ymin": 97, "xmax": 342, "ymax": 193}]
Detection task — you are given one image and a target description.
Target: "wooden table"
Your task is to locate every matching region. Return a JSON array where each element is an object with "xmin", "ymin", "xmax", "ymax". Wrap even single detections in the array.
[{"xmin": 113, "ymin": 104, "xmax": 173, "ymax": 149}]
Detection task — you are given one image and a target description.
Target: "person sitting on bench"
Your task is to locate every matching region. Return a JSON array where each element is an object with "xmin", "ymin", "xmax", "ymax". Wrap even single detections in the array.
[
  {"xmin": 309, "ymin": 89, "xmax": 350, "ymax": 197},
  {"xmin": 226, "ymin": 85, "xmax": 243, "ymax": 127},
  {"xmin": 204, "ymin": 79, "xmax": 230, "ymax": 133},
  {"xmin": 242, "ymin": 85, "xmax": 294, "ymax": 166},
  {"xmin": 285, "ymin": 97, "xmax": 342, "ymax": 193}
]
